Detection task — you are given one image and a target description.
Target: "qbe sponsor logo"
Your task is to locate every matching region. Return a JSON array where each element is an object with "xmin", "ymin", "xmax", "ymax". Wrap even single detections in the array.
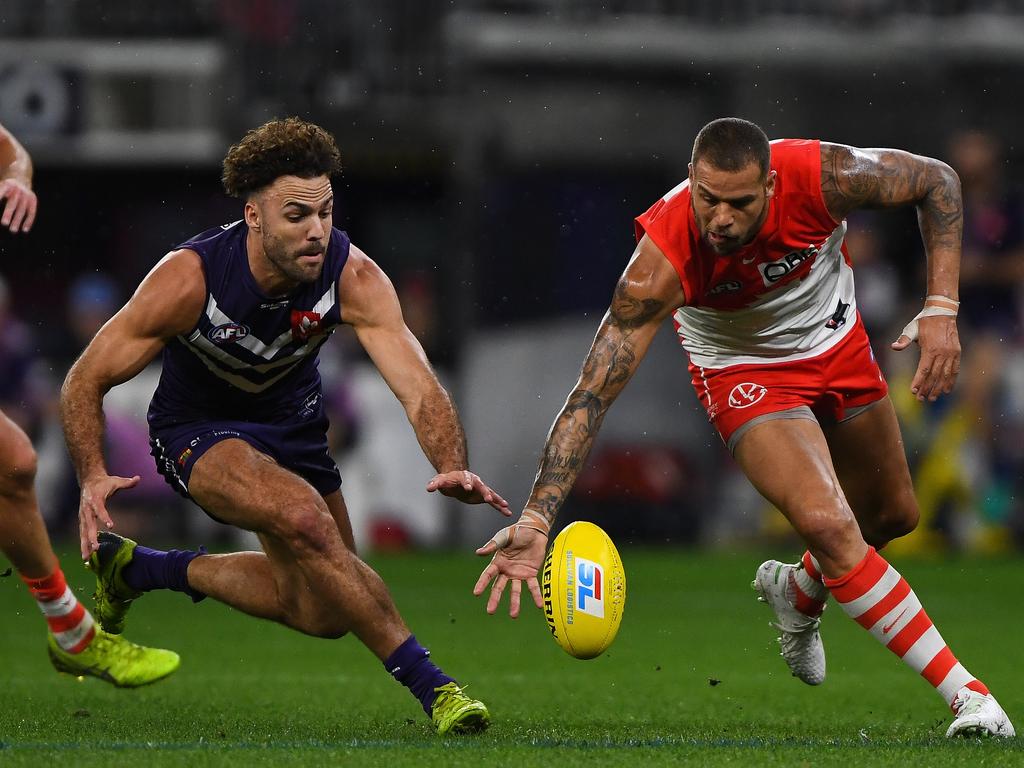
[
  {"xmin": 575, "ymin": 556, "xmax": 604, "ymax": 618},
  {"xmin": 728, "ymin": 382, "xmax": 767, "ymax": 409},
  {"xmin": 759, "ymin": 244, "xmax": 819, "ymax": 286}
]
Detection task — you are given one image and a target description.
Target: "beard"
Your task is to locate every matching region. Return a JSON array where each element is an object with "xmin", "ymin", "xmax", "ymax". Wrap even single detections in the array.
[{"xmin": 262, "ymin": 232, "xmax": 326, "ymax": 286}]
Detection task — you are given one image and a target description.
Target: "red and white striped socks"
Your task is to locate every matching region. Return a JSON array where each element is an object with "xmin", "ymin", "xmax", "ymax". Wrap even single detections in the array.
[
  {"xmin": 792, "ymin": 550, "xmax": 829, "ymax": 617},
  {"xmin": 824, "ymin": 547, "xmax": 988, "ymax": 708},
  {"xmin": 21, "ymin": 567, "xmax": 96, "ymax": 653}
]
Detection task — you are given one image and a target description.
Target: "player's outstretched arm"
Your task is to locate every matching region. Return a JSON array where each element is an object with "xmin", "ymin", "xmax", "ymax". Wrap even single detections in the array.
[
  {"xmin": 60, "ymin": 250, "xmax": 205, "ymax": 558},
  {"xmin": 821, "ymin": 142, "xmax": 963, "ymax": 402},
  {"xmin": 0, "ymin": 122, "xmax": 37, "ymax": 234},
  {"xmin": 474, "ymin": 235, "xmax": 684, "ymax": 617},
  {"xmin": 341, "ymin": 244, "xmax": 509, "ymax": 515}
]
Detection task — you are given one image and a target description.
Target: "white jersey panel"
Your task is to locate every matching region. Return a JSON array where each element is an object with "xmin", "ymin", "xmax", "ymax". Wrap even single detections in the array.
[{"xmin": 675, "ymin": 221, "xmax": 857, "ymax": 368}]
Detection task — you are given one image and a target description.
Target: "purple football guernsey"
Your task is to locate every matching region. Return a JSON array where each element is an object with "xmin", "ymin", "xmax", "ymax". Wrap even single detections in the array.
[{"xmin": 147, "ymin": 220, "xmax": 350, "ymax": 501}]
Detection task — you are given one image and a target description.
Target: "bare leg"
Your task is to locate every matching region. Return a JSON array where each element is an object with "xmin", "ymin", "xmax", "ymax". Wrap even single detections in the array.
[
  {"xmin": 186, "ymin": 492, "xmax": 358, "ymax": 619},
  {"xmin": 0, "ymin": 411, "xmax": 58, "ymax": 578},
  {"xmin": 734, "ymin": 417, "xmax": 868, "ymax": 578},
  {"xmin": 822, "ymin": 397, "xmax": 920, "ymax": 547},
  {"xmin": 185, "ymin": 440, "xmax": 409, "ymax": 660}
]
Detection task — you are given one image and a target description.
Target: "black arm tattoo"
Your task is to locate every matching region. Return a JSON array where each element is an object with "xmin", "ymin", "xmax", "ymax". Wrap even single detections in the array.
[
  {"xmin": 526, "ymin": 277, "xmax": 667, "ymax": 527},
  {"xmin": 821, "ymin": 142, "xmax": 962, "ymax": 295}
]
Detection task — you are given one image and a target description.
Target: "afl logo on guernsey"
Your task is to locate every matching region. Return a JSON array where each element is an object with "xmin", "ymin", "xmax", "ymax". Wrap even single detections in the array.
[
  {"xmin": 728, "ymin": 382, "xmax": 767, "ymax": 409},
  {"xmin": 209, "ymin": 323, "xmax": 250, "ymax": 344}
]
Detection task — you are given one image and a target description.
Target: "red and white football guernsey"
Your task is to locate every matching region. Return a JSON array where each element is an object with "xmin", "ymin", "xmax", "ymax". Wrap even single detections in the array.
[
  {"xmin": 635, "ymin": 139, "xmax": 855, "ymax": 368},
  {"xmin": 635, "ymin": 139, "xmax": 887, "ymax": 447}
]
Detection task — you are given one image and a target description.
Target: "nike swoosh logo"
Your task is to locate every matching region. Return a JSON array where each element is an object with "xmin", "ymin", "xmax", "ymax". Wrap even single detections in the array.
[{"xmin": 882, "ymin": 607, "xmax": 909, "ymax": 635}]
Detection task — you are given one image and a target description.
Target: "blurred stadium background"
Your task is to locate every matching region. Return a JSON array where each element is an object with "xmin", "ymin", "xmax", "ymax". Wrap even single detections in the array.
[{"xmin": 2, "ymin": 0, "xmax": 1024, "ymax": 559}]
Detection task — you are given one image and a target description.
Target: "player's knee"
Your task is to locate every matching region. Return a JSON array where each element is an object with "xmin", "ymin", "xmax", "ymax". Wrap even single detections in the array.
[
  {"xmin": 278, "ymin": 502, "xmax": 338, "ymax": 555},
  {"xmin": 0, "ymin": 432, "xmax": 37, "ymax": 499},
  {"xmin": 799, "ymin": 508, "xmax": 861, "ymax": 562},
  {"xmin": 872, "ymin": 494, "xmax": 920, "ymax": 544}
]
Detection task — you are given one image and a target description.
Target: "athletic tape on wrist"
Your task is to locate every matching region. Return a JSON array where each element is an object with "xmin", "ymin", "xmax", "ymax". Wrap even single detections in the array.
[
  {"xmin": 900, "ymin": 299, "xmax": 958, "ymax": 342},
  {"xmin": 489, "ymin": 509, "xmax": 551, "ymax": 549}
]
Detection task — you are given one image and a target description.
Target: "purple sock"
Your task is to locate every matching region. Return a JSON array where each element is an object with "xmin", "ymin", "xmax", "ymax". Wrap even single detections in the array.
[
  {"xmin": 122, "ymin": 544, "xmax": 207, "ymax": 603},
  {"xmin": 384, "ymin": 635, "xmax": 455, "ymax": 715}
]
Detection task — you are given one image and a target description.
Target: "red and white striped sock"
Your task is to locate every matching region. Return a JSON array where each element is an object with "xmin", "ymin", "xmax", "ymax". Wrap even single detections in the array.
[
  {"xmin": 21, "ymin": 568, "xmax": 96, "ymax": 653},
  {"xmin": 791, "ymin": 551, "xmax": 828, "ymax": 617},
  {"xmin": 825, "ymin": 547, "xmax": 989, "ymax": 709}
]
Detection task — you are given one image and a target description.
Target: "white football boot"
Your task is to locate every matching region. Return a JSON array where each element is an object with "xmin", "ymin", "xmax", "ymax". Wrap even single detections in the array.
[
  {"xmin": 946, "ymin": 687, "xmax": 1016, "ymax": 738},
  {"xmin": 752, "ymin": 560, "xmax": 826, "ymax": 686}
]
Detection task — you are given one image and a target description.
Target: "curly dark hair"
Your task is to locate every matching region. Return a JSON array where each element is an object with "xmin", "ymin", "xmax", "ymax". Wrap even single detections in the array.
[{"xmin": 221, "ymin": 117, "xmax": 343, "ymax": 199}]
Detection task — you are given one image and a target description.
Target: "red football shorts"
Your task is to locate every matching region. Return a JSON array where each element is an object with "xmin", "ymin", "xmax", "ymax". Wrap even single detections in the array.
[{"xmin": 689, "ymin": 318, "xmax": 888, "ymax": 454}]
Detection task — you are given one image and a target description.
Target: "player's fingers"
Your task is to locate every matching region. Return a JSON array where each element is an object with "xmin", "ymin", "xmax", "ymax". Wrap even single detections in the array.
[
  {"xmin": 92, "ymin": 499, "xmax": 115, "ymax": 530},
  {"xmin": 108, "ymin": 475, "xmax": 140, "ymax": 497},
  {"xmin": 79, "ymin": 504, "xmax": 99, "ymax": 558},
  {"xmin": 8, "ymin": 198, "xmax": 27, "ymax": 233},
  {"xmin": 910, "ymin": 358, "xmax": 933, "ymax": 400},
  {"xmin": 919, "ymin": 357, "xmax": 945, "ymax": 401},
  {"xmin": 486, "ymin": 574, "xmax": 508, "ymax": 614},
  {"xmin": 891, "ymin": 334, "xmax": 912, "ymax": 351},
  {"xmin": 527, "ymin": 576, "xmax": 543, "ymax": 609},
  {"xmin": 0, "ymin": 188, "xmax": 17, "ymax": 228},
  {"xmin": 483, "ymin": 490, "xmax": 511, "ymax": 515},
  {"xmin": 943, "ymin": 357, "xmax": 961, "ymax": 393},
  {"xmin": 509, "ymin": 579, "xmax": 522, "ymax": 619},
  {"xmin": 21, "ymin": 196, "xmax": 36, "ymax": 232},
  {"xmin": 474, "ymin": 538, "xmax": 498, "ymax": 557},
  {"xmin": 472, "ymin": 562, "xmax": 498, "ymax": 595},
  {"xmin": 426, "ymin": 472, "xmax": 458, "ymax": 490}
]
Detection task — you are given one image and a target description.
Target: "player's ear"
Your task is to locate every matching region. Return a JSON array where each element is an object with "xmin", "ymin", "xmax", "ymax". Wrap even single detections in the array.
[
  {"xmin": 764, "ymin": 169, "xmax": 777, "ymax": 200},
  {"xmin": 244, "ymin": 199, "xmax": 260, "ymax": 231}
]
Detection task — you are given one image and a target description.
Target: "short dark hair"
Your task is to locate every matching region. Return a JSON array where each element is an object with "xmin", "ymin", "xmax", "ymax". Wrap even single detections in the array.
[
  {"xmin": 691, "ymin": 118, "xmax": 770, "ymax": 178},
  {"xmin": 222, "ymin": 117, "xmax": 343, "ymax": 199}
]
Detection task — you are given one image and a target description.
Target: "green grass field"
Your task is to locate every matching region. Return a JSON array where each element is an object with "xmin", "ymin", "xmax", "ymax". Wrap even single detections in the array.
[{"xmin": 0, "ymin": 548, "xmax": 1020, "ymax": 767}]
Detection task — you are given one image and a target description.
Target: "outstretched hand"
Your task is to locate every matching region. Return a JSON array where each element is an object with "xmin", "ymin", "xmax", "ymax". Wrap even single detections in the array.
[
  {"xmin": 891, "ymin": 312, "xmax": 961, "ymax": 402},
  {"xmin": 78, "ymin": 473, "xmax": 140, "ymax": 559},
  {"xmin": 426, "ymin": 470, "xmax": 511, "ymax": 515},
  {"xmin": 473, "ymin": 511, "xmax": 550, "ymax": 618},
  {"xmin": 0, "ymin": 178, "xmax": 37, "ymax": 234}
]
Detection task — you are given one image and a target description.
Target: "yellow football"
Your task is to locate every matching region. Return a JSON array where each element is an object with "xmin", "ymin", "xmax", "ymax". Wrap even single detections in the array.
[{"xmin": 541, "ymin": 521, "xmax": 626, "ymax": 659}]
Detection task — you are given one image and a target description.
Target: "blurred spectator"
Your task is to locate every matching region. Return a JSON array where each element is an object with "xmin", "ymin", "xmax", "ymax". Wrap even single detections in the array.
[{"xmin": 46, "ymin": 272, "xmax": 121, "ymax": 375}]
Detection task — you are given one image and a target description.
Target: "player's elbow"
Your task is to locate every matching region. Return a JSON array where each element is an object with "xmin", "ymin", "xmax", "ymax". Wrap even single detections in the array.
[{"xmin": 927, "ymin": 159, "xmax": 961, "ymax": 201}]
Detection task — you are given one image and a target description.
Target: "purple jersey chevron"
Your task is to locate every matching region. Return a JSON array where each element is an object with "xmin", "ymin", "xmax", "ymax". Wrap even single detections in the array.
[{"xmin": 148, "ymin": 220, "xmax": 350, "ymax": 428}]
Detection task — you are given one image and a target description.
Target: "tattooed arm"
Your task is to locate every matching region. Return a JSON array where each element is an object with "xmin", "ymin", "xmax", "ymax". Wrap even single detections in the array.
[
  {"xmin": 525, "ymin": 240, "xmax": 684, "ymax": 528},
  {"xmin": 820, "ymin": 142, "xmax": 963, "ymax": 401},
  {"xmin": 474, "ymin": 235, "xmax": 684, "ymax": 616}
]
